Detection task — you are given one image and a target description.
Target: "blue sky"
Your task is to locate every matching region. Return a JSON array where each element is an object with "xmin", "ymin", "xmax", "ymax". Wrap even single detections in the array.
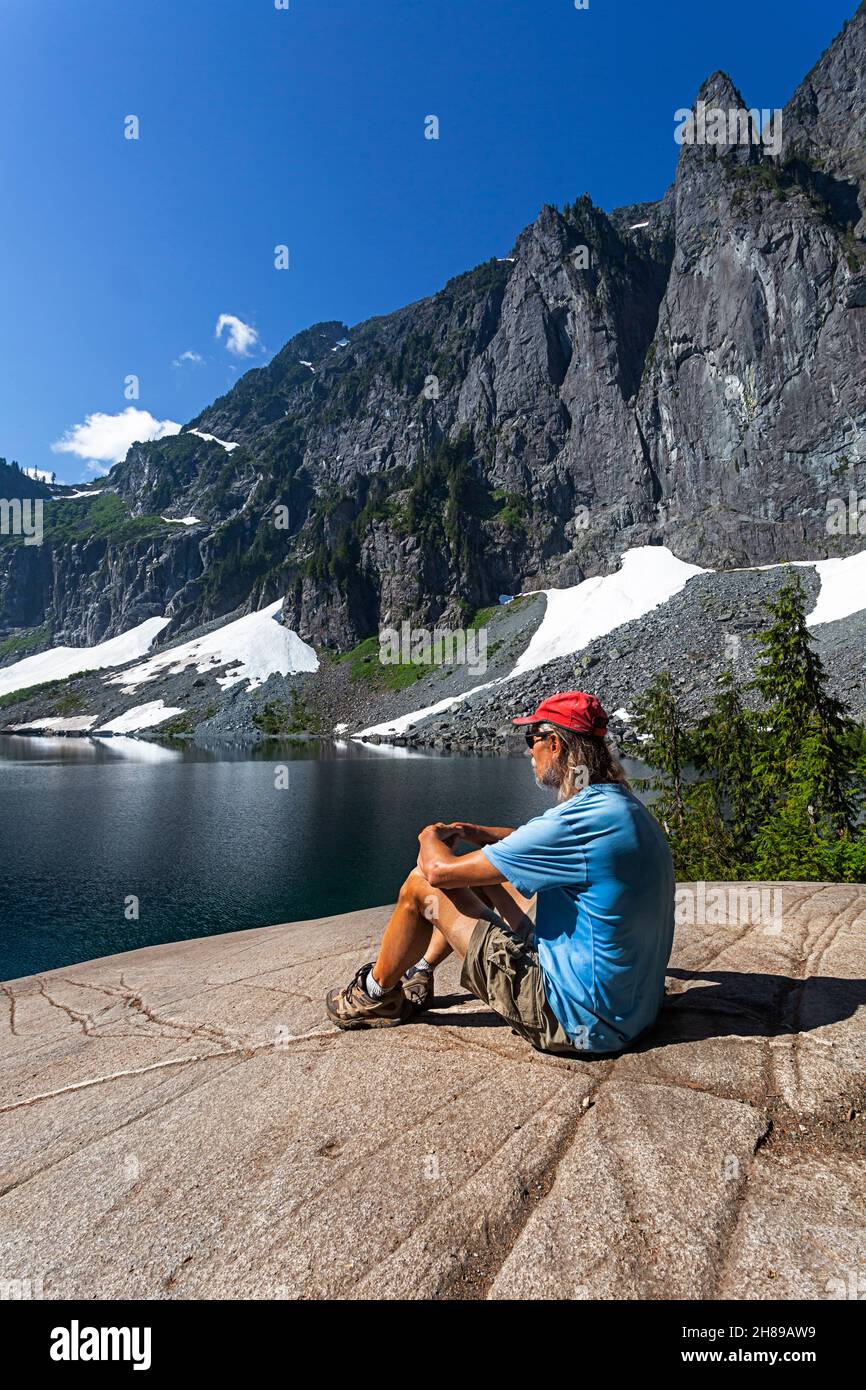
[{"xmin": 0, "ymin": 0, "xmax": 856, "ymax": 482}]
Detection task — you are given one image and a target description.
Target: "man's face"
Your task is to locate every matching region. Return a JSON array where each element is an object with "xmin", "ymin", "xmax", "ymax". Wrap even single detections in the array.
[{"xmin": 527, "ymin": 726, "xmax": 561, "ymax": 788}]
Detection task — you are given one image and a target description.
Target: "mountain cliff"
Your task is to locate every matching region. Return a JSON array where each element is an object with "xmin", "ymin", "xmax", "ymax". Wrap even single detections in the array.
[{"xmin": 2, "ymin": 4, "xmax": 864, "ymax": 667}]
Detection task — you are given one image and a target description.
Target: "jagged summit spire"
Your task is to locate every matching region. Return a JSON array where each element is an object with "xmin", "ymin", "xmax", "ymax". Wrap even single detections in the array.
[
  {"xmin": 674, "ymin": 70, "xmax": 768, "ymax": 167},
  {"xmin": 694, "ymin": 70, "xmax": 747, "ymax": 111}
]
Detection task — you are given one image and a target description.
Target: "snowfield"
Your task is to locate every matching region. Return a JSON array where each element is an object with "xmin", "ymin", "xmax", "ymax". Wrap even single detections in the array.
[
  {"xmin": 96, "ymin": 700, "xmax": 186, "ymax": 733},
  {"xmin": 510, "ymin": 547, "xmax": 706, "ymax": 678},
  {"xmin": 358, "ymin": 681, "xmax": 501, "ymax": 738},
  {"xmin": 5, "ymin": 544, "xmax": 863, "ymax": 741},
  {"xmin": 0, "ymin": 618, "xmax": 170, "ymax": 699},
  {"xmin": 108, "ymin": 600, "xmax": 319, "ymax": 693},
  {"xmin": 161, "ymin": 515, "xmax": 203, "ymax": 526},
  {"xmin": 803, "ymin": 551, "xmax": 866, "ymax": 626}
]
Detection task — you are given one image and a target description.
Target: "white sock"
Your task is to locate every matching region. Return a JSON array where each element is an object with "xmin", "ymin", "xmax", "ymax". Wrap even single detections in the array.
[
  {"xmin": 408, "ymin": 957, "xmax": 434, "ymax": 975},
  {"xmin": 365, "ymin": 968, "xmax": 387, "ymax": 999}
]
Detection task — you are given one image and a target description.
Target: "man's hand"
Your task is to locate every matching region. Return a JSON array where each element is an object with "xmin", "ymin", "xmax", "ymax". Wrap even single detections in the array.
[
  {"xmin": 432, "ymin": 821, "xmax": 516, "ymax": 848},
  {"xmin": 417, "ymin": 824, "xmax": 447, "ymax": 873},
  {"xmin": 415, "ymin": 823, "xmax": 507, "ymax": 890},
  {"xmin": 430, "ymin": 821, "xmax": 474, "ymax": 847},
  {"xmin": 417, "ymin": 824, "xmax": 461, "ymax": 857}
]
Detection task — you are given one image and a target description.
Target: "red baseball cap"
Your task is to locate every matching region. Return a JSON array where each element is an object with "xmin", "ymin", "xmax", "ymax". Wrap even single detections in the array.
[{"xmin": 512, "ymin": 690, "xmax": 609, "ymax": 737}]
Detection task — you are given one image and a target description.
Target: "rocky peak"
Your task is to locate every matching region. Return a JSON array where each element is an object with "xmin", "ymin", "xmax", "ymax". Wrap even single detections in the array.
[
  {"xmin": 781, "ymin": 0, "xmax": 866, "ymax": 232},
  {"xmin": 680, "ymin": 70, "xmax": 760, "ymax": 159}
]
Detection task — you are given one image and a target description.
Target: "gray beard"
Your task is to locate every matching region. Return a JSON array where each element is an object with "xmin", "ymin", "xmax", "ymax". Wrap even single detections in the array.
[{"xmin": 535, "ymin": 764, "xmax": 563, "ymax": 791}]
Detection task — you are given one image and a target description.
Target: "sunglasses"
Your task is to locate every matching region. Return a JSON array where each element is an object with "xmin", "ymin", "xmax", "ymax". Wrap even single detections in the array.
[{"xmin": 524, "ymin": 730, "xmax": 551, "ymax": 748}]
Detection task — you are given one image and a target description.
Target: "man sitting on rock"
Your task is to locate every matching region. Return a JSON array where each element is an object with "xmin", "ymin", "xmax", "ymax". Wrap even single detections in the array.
[{"xmin": 326, "ymin": 691, "xmax": 675, "ymax": 1056}]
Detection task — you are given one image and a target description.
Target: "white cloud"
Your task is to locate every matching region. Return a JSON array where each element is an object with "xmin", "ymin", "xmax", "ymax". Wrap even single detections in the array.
[
  {"xmin": 172, "ymin": 350, "xmax": 204, "ymax": 367},
  {"xmin": 51, "ymin": 408, "xmax": 182, "ymax": 468},
  {"xmin": 215, "ymin": 313, "xmax": 260, "ymax": 357},
  {"xmin": 22, "ymin": 466, "xmax": 54, "ymax": 483}
]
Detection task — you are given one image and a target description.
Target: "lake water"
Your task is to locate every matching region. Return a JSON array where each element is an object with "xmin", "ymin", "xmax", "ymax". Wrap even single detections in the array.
[{"xmin": 0, "ymin": 735, "xmax": 650, "ymax": 980}]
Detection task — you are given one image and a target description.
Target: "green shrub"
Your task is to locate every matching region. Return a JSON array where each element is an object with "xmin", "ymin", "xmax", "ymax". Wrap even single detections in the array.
[
  {"xmin": 0, "ymin": 626, "xmax": 51, "ymax": 661},
  {"xmin": 253, "ymin": 691, "xmax": 324, "ymax": 735}
]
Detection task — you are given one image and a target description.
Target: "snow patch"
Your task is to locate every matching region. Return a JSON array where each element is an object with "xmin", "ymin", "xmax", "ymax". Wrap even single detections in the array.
[
  {"xmin": 8, "ymin": 716, "xmax": 98, "ymax": 732},
  {"xmin": 96, "ymin": 701, "xmax": 186, "ymax": 733},
  {"xmin": 805, "ymin": 551, "xmax": 866, "ymax": 626},
  {"xmin": 510, "ymin": 547, "xmax": 707, "ymax": 677},
  {"xmin": 356, "ymin": 678, "xmax": 501, "ymax": 738},
  {"xmin": 161, "ymin": 515, "xmax": 203, "ymax": 526},
  {"xmin": 107, "ymin": 600, "xmax": 319, "ymax": 693},
  {"xmin": 0, "ymin": 618, "xmax": 170, "ymax": 699},
  {"xmin": 186, "ymin": 428, "xmax": 239, "ymax": 452},
  {"xmin": 735, "ymin": 549, "xmax": 866, "ymax": 625}
]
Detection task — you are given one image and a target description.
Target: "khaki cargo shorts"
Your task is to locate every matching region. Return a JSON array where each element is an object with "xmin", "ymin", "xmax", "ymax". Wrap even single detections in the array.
[{"xmin": 459, "ymin": 897, "xmax": 587, "ymax": 1057}]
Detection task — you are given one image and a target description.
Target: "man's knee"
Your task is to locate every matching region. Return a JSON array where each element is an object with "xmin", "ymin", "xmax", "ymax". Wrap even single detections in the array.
[
  {"xmin": 400, "ymin": 867, "xmax": 428, "ymax": 903},
  {"xmin": 400, "ymin": 868, "xmax": 442, "ymax": 924}
]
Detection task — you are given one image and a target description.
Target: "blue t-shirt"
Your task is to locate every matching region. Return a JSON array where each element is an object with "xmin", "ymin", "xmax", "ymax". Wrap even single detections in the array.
[{"xmin": 482, "ymin": 784, "xmax": 675, "ymax": 1052}]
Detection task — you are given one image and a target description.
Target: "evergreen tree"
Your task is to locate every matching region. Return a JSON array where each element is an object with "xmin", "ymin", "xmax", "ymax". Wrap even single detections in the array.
[
  {"xmin": 750, "ymin": 578, "xmax": 855, "ymax": 827},
  {"xmin": 632, "ymin": 671, "xmax": 690, "ymax": 832},
  {"xmin": 694, "ymin": 670, "xmax": 761, "ymax": 852},
  {"xmin": 750, "ymin": 783, "xmax": 848, "ymax": 881},
  {"xmin": 632, "ymin": 579, "xmax": 865, "ymax": 883},
  {"xmin": 631, "ymin": 673, "xmax": 737, "ymax": 877}
]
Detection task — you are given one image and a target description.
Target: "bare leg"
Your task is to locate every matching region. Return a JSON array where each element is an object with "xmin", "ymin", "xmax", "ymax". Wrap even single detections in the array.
[
  {"xmin": 370, "ymin": 870, "xmax": 487, "ymax": 988},
  {"xmin": 416, "ymin": 927, "xmax": 452, "ymax": 970},
  {"xmin": 371, "ymin": 868, "xmax": 533, "ymax": 989}
]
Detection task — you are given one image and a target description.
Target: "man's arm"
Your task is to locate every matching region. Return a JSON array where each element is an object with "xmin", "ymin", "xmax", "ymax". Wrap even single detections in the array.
[{"xmin": 417, "ymin": 824, "xmax": 508, "ymax": 889}]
